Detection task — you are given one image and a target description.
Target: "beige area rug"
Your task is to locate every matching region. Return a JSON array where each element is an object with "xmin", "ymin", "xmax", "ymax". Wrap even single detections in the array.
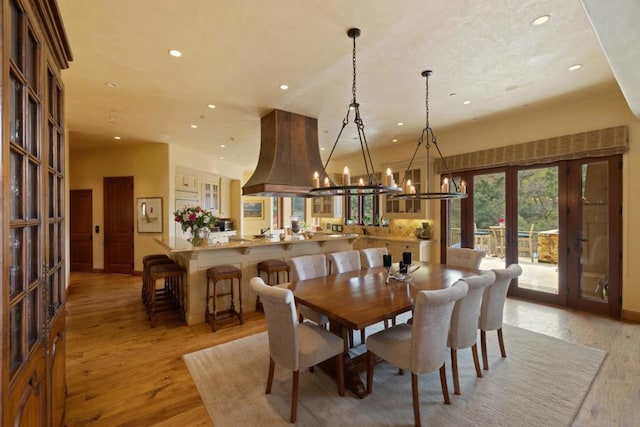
[{"xmin": 184, "ymin": 324, "xmax": 605, "ymax": 427}]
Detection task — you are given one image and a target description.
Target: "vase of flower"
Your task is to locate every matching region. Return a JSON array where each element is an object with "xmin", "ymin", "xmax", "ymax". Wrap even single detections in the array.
[
  {"xmin": 190, "ymin": 226, "xmax": 210, "ymax": 247},
  {"xmin": 173, "ymin": 205, "xmax": 217, "ymax": 246}
]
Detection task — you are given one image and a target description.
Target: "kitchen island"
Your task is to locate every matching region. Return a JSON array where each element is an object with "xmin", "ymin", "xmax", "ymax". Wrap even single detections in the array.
[{"xmin": 155, "ymin": 234, "xmax": 359, "ymax": 325}]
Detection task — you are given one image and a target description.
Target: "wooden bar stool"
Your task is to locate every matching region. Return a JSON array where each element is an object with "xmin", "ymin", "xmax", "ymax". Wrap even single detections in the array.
[
  {"xmin": 206, "ymin": 265, "xmax": 244, "ymax": 332},
  {"xmin": 256, "ymin": 260, "xmax": 291, "ymax": 312},
  {"xmin": 143, "ymin": 257, "xmax": 176, "ymax": 308},
  {"xmin": 147, "ymin": 263, "xmax": 186, "ymax": 327}
]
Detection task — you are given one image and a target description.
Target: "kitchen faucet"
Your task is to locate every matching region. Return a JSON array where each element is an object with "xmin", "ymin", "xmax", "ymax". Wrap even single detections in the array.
[{"xmin": 260, "ymin": 226, "xmax": 271, "ymax": 235}]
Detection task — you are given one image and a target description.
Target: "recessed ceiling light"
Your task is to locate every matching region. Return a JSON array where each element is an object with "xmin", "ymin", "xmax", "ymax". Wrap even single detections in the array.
[
  {"xmin": 320, "ymin": 147, "xmax": 326, "ymax": 151},
  {"xmin": 190, "ymin": 124, "xmax": 198, "ymax": 129},
  {"xmin": 113, "ymin": 136, "xmax": 121, "ymax": 140},
  {"xmin": 531, "ymin": 15, "xmax": 550, "ymax": 26},
  {"xmin": 207, "ymin": 104, "xmax": 216, "ymax": 109},
  {"xmin": 108, "ymin": 115, "xmax": 117, "ymax": 121},
  {"xmin": 107, "ymin": 82, "xmax": 119, "ymax": 88},
  {"xmin": 462, "ymin": 100, "xmax": 471, "ymax": 105},
  {"xmin": 392, "ymin": 139, "xmax": 398, "ymax": 142},
  {"xmin": 219, "ymin": 156, "xmax": 224, "ymax": 160},
  {"xmin": 397, "ymin": 122, "xmax": 404, "ymax": 126},
  {"xmin": 168, "ymin": 49, "xmax": 182, "ymax": 57},
  {"xmin": 569, "ymin": 64, "xmax": 582, "ymax": 71},
  {"xmin": 449, "ymin": 92, "xmax": 457, "ymax": 97},
  {"xmin": 279, "ymin": 84, "xmax": 289, "ymax": 90},
  {"xmin": 220, "ymin": 144, "xmax": 226, "ymax": 148}
]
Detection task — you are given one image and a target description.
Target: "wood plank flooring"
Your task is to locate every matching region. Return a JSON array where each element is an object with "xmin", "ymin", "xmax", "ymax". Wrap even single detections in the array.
[{"xmin": 64, "ymin": 272, "xmax": 639, "ymax": 426}]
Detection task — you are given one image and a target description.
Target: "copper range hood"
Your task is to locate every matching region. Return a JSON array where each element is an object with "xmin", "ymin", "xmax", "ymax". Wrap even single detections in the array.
[{"xmin": 242, "ymin": 109, "xmax": 326, "ymax": 197}]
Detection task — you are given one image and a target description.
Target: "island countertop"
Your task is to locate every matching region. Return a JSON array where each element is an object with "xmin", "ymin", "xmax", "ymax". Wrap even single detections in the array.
[{"xmin": 155, "ymin": 233, "xmax": 361, "ymax": 254}]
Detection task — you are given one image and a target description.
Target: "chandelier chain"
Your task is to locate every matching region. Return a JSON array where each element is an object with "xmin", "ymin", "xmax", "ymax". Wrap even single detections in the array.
[{"xmin": 352, "ymin": 34, "xmax": 357, "ymax": 104}]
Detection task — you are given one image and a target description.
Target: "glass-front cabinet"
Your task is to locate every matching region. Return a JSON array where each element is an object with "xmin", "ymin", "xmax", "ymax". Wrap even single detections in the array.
[
  {"xmin": 384, "ymin": 167, "xmax": 424, "ymax": 218},
  {"xmin": 3, "ymin": 0, "xmax": 72, "ymax": 425}
]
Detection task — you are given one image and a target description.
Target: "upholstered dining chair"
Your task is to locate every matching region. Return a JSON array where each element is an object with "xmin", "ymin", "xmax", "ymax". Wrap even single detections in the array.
[
  {"xmin": 328, "ymin": 250, "xmax": 364, "ymax": 346},
  {"xmin": 448, "ymin": 270, "xmax": 496, "ymax": 395},
  {"xmin": 360, "ymin": 247, "xmax": 388, "ymax": 269},
  {"xmin": 327, "ymin": 250, "xmax": 361, "ymax": 274},
  {"xmin": 446, "ymin": 247, "xmax": 485, "ymax": 269},
  {"xmin": 250, "ymin": 277, "xmax": 345, "ymax": 423},
  {"xmin": 366, "ymin": 281, "xmax": 468, "ymax": 427},
  {"xmin": 479, "ymin": 263, "xmax": 523, "ymax": 370},
  {"xmin": 290, "ymin": 254, "xmax": 329, "ymax": 326}
]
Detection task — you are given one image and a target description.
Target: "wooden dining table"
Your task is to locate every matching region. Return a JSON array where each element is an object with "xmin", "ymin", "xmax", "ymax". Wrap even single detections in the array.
[{"xmin": 286, "ymin": 261, "xmax": 481, "ymax": 398}]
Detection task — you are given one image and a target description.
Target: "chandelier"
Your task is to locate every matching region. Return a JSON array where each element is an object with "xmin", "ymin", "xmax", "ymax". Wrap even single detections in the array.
[
  {"xmin": 309, "ymin": 28, "xmax": 401, "ymax": 197},
  {"xmin": 390, "ymin": 70, "xmax": 467, "ymax": 200}
]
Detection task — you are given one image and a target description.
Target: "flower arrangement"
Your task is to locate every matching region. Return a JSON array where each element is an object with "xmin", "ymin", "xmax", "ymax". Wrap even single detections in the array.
[{"xmin": 173, "ymin": 205, "xmax": 217, "ymax": 233}]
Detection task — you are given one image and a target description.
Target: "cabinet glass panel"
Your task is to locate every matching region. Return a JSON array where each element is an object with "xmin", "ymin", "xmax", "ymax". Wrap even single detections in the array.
[
  {"xmin": 58, "ymin": 177, "xmax": 64, "ymax": 219},
  {"xmin": 26, "ymin": 226, "xmax": 40, "ymax": 285},
  {"xmin": 10, "ymin": 75, "xmax": 23, "ymax": 145},
  {"xmin": 49, "ymin": 123, "xmax": 56, "ymax": 168},
  {"xmin": 28, "ymin": 95, "xmax": 39, "ymax": 157},
  {"xmin": 26, "ymin": 29, "xmax": 38, "ymax": 88},
  {"xmin": 10, "ymin": 303, "xmax": 23, "ymax": 377},
  {"xmin": 58, "ymin": 132, "xmax": 65, "ymax": 172},
  {"xmin": 27, "ymin": 160, "xmax": 39, "ymax": 219},
  {"xmin": 49, "ymin": 173, "xmax": 55, "ymax": 217},
  {"xmin": 49, "ymin": 223, "xmax": 56, "ymax": 268},
  {"xmin": 49, "ymin": 70, "xmax": 60, "ymax": 123},
  {"xmin": 10, "ymin": 150, "xmax": 23, "ymax": 220},
  {"xmin": 10, "ymin": 0, "xmax": 21, "ymax": 66},
  {"xmin": 27, "ymin": 289, "xmax": 39, "ymax": 350},
  {"xmin": 9, "ymin": 228, "xmax": 23, "ymax": 297}
]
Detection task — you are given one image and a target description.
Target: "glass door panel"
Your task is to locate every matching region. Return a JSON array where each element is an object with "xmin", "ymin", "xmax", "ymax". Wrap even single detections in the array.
[
  {"xmin": 473, "ymin": 172, "xmax": 506, "ymax": 270},
  {"xmin": 516, "ymin": 166, "xmax": 559, "ymax": 294},
  {"xmin": 579, "ymin": 161, "xmax": 610, "ymax": 302}
]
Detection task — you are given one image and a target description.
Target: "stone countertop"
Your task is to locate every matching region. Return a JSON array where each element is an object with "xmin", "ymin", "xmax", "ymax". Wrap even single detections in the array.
[
  {"xmin": 155, "ymin": 233, "xmax": 361, "ymax": 254},
  {"xmin": 355, "ymin": 234, "xmax": 434, "ymax": 243}
]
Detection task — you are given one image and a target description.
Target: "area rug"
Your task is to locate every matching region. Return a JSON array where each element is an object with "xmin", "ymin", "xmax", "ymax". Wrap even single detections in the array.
[{"xmin": 183, "ymin": 324, "xmax": 606, "ymax": 426}]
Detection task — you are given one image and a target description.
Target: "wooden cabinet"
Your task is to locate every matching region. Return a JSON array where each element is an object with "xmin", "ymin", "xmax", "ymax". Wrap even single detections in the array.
[
  {"xmin": 3, "ymin": 0, "xmax": 72, "ymax": 425},
  {"xmin": 311, "ymin": 195, "xmax": 343, "ymax": 218},
  {"xmin": 384, "ymin": 168, "xmax": 425, "ymax": 218}
]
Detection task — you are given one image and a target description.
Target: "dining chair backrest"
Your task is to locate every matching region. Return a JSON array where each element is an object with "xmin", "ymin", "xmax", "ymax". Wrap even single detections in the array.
[
  {"xmin": 411, "ymin": 281, "xmax": 468, "ymax": 374},
  {"xmin": 250, "ymin": 277, "xmax": 300, "ymax": 370},
  {"xmin": 290, "ymin": 254, "xmax": 327, "ymax": 281},
  {"xmin": 449, "ymin": 271, "xmax": 496, "ymax": 350},
  {"xmin": 328, "ymin": 250, "xmax": 361, "ymax": 274},
  {"xmin": 360, "ymin": 247, "xmax": 388, "ymax": 269},
  {"xmin": 479, "ymin": 264, "xmax": 523, "ymax": 332},
  {"xmin": 446, "ymin": 247, "xmax": 485, "ymax": 269}
]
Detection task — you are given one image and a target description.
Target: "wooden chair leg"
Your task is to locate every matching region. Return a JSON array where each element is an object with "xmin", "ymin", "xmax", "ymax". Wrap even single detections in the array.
[
  {"xmin": 349, "ymin": 329, "xmax": 355, "ymax": 348},
  {"xmin": 360, "ymin": 328, "xmax": 366, "ymax": 345},
  {"xmin": 497, "ymin": 328, "xmax": 507, "ymax": 358},
  {"xmin": 439, "ymin": 364, "xmax": 451, "ymax": 405},
  {"xmin": 266, "ymin": 357, "xmax": 275, "ymax": 394},
  {"xmin": 337, "ymin": 353, "xmax": 345, "ymax": 396},
  {"xmin": 471, "ymin": 343, "xmax": 483, "ymax": 378},
  {"xmin": 451, "ymin": 348, "xmax": 460, "ymax": 395},
  {"xmin": 290, "ymin": 370, "xmax": 299, "ymax": 423},
  {"xmin": 412, "ymin": 373, "xmax": 421, "ymax": 427},
  {"xmin": 481, "ymin": 330, "xmax": 489, "ymax": 370},
  {"xmin": 366, "ymin": 351, "xmax": 374, "ymax": 394}
]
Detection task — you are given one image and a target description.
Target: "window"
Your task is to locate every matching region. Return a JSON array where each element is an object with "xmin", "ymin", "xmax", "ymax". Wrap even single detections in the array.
[{"xmin": 346, "ymin": 173, "xmax": 380, "ymax": 224}]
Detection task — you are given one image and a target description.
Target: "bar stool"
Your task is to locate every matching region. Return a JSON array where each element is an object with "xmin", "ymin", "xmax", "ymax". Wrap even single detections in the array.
[
  {"xmin": 205, "ymin": 265, "xmax": 244, "ymax": 332},
  {"xmin": 147, "ymin": 263, "xmax": 186, "ymax": 327},
  {"xmin": 143, "ymin": 256, "xmax": 175, "ymax": 307},
  {"xmin": 256, "ymin": 260, "xmax": 291, "ymax": 312}
]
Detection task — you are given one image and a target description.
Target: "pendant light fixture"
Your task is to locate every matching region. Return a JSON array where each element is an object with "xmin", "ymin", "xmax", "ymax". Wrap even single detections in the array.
[
  {"xmin": 390, "ymin": 70, "xmax": 468, "ymax": 200},
  {"xmin": 309, "ymin": 28, "xmax": 401, "ymax": 197}
]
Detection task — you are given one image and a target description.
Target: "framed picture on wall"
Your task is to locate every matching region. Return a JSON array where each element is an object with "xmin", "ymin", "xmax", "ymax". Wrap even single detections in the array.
[
  {"xmin": 137, "ymin": 197, "xmax": 163, "ymax": 233},
  {"xmin": 243, "ymin": 200, "xmax": 264, "ymax": 219}
]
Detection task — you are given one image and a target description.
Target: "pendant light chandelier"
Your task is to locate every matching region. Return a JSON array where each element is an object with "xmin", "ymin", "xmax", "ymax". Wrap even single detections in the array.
[
  {"xmin": 309, "ymin": 28, "xmax": 401, "ymax": 197},
  {"xmin": 390, "ymin": 70, "xmax": 468, "ymax": 200}
]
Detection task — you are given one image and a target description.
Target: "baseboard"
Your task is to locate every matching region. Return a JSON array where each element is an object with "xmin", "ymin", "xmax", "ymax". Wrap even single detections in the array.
[
  {"xmin": 133, "ymin": 270, "xmax": 142, "ymax": 276},
  {"xmin": 92, "ymin": 268, "xmax": 105, "ymax": 273},
  {"xmin": 621, "ymin": 309, "xmax": 640, "ymax": 323}
]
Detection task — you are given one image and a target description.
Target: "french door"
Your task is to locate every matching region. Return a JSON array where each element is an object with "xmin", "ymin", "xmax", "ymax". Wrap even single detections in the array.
[{"xmin": 443, "ymin": 156, "xmax": 621, "ymax": 316}]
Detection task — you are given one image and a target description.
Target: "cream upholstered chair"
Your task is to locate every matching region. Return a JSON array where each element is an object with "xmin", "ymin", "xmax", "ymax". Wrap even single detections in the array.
[
  {"xmin": 360, "ymin": 247, "xmax": 388, "ymax": 269},
  {"xmin": 448, "ymin": 270, "xmax": 496, "ymax": 395},
  {"xmin": 479, "ymin": 263, "xmax": 523, "ymax": 370},
  {"xmin": 366, "ymin": 281, "xmax": 468, "ymax": 427},
  {"xmin": 327, "ymin": 250, "xmax": 361, "ymax": 274},
  {"xmin": 250, "ymin": 277, "xmax": 344, "ymax": 423},
  {"xmin": 290, "ymin": 254, "xmax": 329, "ymax": 326},
  {"xmin": 446, "ymin": 247, "xmax": 485, "ymax": 269}
]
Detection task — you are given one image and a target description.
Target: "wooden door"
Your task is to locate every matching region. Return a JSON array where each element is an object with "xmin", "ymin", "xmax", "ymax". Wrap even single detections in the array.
[
  {"xmin": 104, "ymin": 177, "xmax": 134, "ymax": 274},
  {"xmin": 70, "ymin": 189, "xmax": 93, "ymax": 271}
]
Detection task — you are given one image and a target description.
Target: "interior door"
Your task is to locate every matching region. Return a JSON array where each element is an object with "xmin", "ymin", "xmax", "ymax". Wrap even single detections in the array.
[
  {"xmin": 104, "ymin": 176, "xmax": 134, "ymax": 274},
  {"xmin": 70, "ymin": 189, "xmax": 93, "ymax": 272}
]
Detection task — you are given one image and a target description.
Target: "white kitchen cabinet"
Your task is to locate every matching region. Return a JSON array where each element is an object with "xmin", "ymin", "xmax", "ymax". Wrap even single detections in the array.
[
  {"xmin": 219, "ymin": 177, "xmax": 231, "ymax": 218},
  {"xmin": 311, "ymin": 195, "xmax": 343, "ymax": 218},
  {"xmin": 200, "ymin": 177, "xmax": 220, "ymax": 215},
  {"xmin": 383, "ymin": 167, "xmax": 426, "ymax": 218},
  {"xmin": 175, "ymin": 171, "xmax": 199, "ymax": 192}
]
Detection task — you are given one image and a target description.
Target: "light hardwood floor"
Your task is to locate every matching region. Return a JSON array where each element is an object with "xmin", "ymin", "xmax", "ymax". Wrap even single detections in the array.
[{"xmin": 64, "ymin": 272, "xmax": 639, "ymax": 426}]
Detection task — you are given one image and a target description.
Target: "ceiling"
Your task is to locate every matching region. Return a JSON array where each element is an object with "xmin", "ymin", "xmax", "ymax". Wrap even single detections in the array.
[{"xmin": 57, "ymin": 0, "xmax": 639, "ymax": 172}]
